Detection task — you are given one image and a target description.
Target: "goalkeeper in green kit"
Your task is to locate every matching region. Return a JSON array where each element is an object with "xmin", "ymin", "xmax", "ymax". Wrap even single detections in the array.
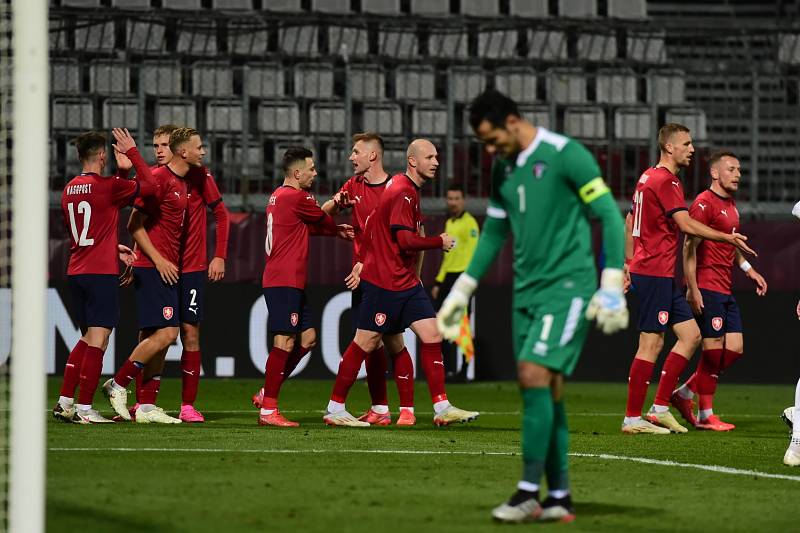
[{"xmin": 437, "ymin": 90, "xmax": 628, "ymax": 524}]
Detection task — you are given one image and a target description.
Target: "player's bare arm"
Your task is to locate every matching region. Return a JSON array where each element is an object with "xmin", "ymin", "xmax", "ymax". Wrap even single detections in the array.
[
  {"xmin": 127, "ymin": 209, "xmax": 179, "ymax": 285},
  {"xmin": 683, "ymin": 234, "xmax": 703, "ymax": 315},
  {"xmin": 735, "ymin": 249, "xmax": 767, "ymax": 296},
  {"xmin": 623, "ymin": 213, "xmax": 633, "ymax": 293},
  {"xmin": 671, "ymin": 210, "xmax": 756, "ymax": 256}
]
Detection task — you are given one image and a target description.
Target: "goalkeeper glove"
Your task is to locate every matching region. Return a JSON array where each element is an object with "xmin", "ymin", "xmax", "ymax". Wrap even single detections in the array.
[
  {"xmin": 585, "ymin": 268, "xmax": 629, "ymax": 335},
  {"xmin": 436, "ymin": 273, "xmax": 477, "ymax": 341}
]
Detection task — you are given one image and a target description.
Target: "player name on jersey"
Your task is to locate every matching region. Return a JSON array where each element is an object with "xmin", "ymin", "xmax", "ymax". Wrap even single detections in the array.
[{"xmin": 65, "ymin": 183, "xmax": 93, "ymax": 195}]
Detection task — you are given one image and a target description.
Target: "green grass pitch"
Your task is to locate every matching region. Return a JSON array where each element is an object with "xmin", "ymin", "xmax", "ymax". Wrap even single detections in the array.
[{"xmin": 47, "ymin": 378, "xmax": 798, "ymax": 532}]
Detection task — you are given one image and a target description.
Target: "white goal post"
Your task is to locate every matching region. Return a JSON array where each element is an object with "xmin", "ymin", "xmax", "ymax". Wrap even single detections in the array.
[{"xmin": 9, "ymin": 0, "xmax": 47, "ymax": 531}]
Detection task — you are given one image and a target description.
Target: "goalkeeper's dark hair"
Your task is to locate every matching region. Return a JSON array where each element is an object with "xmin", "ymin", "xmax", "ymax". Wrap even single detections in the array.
[
  {"xmin": 74, "ymin": 131, "xmax": 107, "ymax": 163},
  {"xmin": 709, "ymin": 150, "xmax": 739, "ymax": 167},
  {"xmin": 468, "ymin": 89, "xmax": 521, "ymax": 132},
  {"xmin": 282, "ymin": 146, "xmax": 314, "ymax": 174}
]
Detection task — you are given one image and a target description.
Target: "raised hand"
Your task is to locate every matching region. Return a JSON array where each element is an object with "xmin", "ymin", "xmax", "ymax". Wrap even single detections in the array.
[
  {"xmin": 114, "ymin": 148, "xmax": 133, "ymax": 171},
  {"xmin": 111, "ymin": 127, "xmax": 137, "ymax": 155}
]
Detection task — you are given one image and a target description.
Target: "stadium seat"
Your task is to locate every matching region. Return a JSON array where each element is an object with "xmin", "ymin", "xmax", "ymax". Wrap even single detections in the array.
[
  {"xmin": 546, "ymin": 68, "xmax": 587, "ymax": 104},
  {"xmin": 379, "ymin": 29, "xmax": 418, "ymax": 58},
  {"xmin": 428, "ymin": 31, "xmax": 469, "ymax": 59},
  {"xmin": 111, "ymin": 0, "xmax": 151, "ymax": 7},
  {"xmin": 778, "ymin": 34, "xmax": 800, "ymax": 64},
  {"xmin": 520, "ymin": 105, "xmax": 551, "ymax": 130},
  {"xmin": 394, "ymin": 65, "xmax": 436, "ymax": 101},
  {"xmin": 61, "ymin": 0, "xmax": 101, "ymax": 6},
  {"xmin": 49, "ymin": 18, "xmax": 69, "ymax": 50},
  {"xmin": 461, "ymin": 0, "xmax": 500, "ymax": 16},
  {"xmin": 51, "ymin": 60, "xmax": 81, "ymax": 94},
  {"xmin": 293, "ymin": 63, "xmax": 335, "ymax": 99},
  {"xmin": 228, "ymin": 22, "xmax": 269, "ymax": 55},
  {"xmin": 363, "ymin": 102, "xmax": 402, "ymax": 135},
  {"xmin": 191, "ymin": 62, "xmax": 234, "ymax": 97},
  {"xmin": 451, "ymin": 66, "xmax": 486, "ymax": 103},
  {"xmin": 564, "ymin": 107, "xmax": 606, "ymax": 139},
  {"xmin": 478, "ymin": 30, "xmax": 519, "ymax": 59},
  {"xmin": 206, "ymin": 101, "xmax": 244, "ymax": 131},
  {"xmin": 607, "ymin": 0, "xmax": 647, "ymax": 19},
  {"xmin": 350, "ymin": 65, "xmax": 386, "ymax": 100},
  {"xmin": 223, "ymin": 142, "xmax": 264, "ymax": 174},
  {"xmin": 311, "ymin": 0, "xmax": 350, "ymax": 13},
  {"xmin": 509, "ymin": 0, "xmax": 548, "ymax": 16},
  {"xmin": 126, "ymin": 19, "xmax": 167, "ymax": 53},
  {"xmin": 596, "ymin": 68, "xmax": 638, "ymax": 104},
  {"xmin": 412, "ymin": 104, "xmax": 448, "ymax": 136},
  {"xmin": 309, "ymin": 102, "xmax": 347, "ymax": 133},
  {"xmin": 177, "ymin": 21, "xmax": 218, "ymax": 55},
  {"xmin": 494, "ymin": 67, "xmax": 538, "ymax": 104},
  {"xmin": 559, "ymin": 0, "xmax": 597, "ymax": 17},
  {"xmin": 156, "ymin": 100, "xmax": 197, "ymax": 129},
  {"xmin": 527, "ymin": 30, "xmax": 567, "ymax": 61},
  {"xmin": 140, "ymin": 61, "xmax": 182, "ymax": 95},
  {"xmin": 647, "ymin": 69, "xmax": 686, "ymax": 104},
  {"xmin": 212, "ymin": 0, "xmax": 254, "ymax": 9},
  {"xmin": 262, "ymin": 0, "xmax": 302, "ymax": 11},
  {"xmin": 74, "ymin": 19, "xmax": 115, "ymax": 52},
  {"xmin": 162, "ymin": 0, "xmax": 201, "ymax": 8},
  {"xmin": 279, "ymin": 25, "xmax": 319, "ymax": 57},
  {"xmin": 577, "ymin": 33, "xmax": 617, "ymax": 62},
  {"xmin": 361, "ymin": 0, "xmax": 400, "ymax": 14},
  {"xmin": 613, "ymin": 107, "xmax": 652, "ymax": 139},
  {"xmin": 101, "ymin": 98, "xmax": 139, "ymax": 129},
  {"xmin": 627, "ymin": 31, "xmax": 667, "ymax": 63},
  {"xmin": 410, "ymin": 0, "xmax": 448, "ymax": 15},
  {"xmin": 52, "ymin": 98, "xmax": 94, "ymax": 130},
  {"xmin": 257, "ymin": 101, "xmax": 301, "ymax": 133},
  {"xmin": 665, "ymin": 108, "xmax": 707, "ymax": 141},
  {"xmin": 243, "ymin": 63, "xmax": 285, "ymax": 98},
  {"xmin": 89, "ymin": 61, "xmax": 131, "ymax": 95},
  {"xmin": 329, "ymin": 26, "xmax": 369, "ymax": 58}
]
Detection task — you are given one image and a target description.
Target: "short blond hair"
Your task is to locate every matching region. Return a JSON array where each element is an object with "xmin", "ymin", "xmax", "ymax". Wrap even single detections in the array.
[
  {"xmin": 169, "ymin": 127, "xmax": 199, "ymax": 154},
  {"xmin": 657, "ymin": 123, "xmax": 690, "ymax": 153},
  {"xmin": 153, "ymin": 124, "xmax": 179, "ymax": 138}
]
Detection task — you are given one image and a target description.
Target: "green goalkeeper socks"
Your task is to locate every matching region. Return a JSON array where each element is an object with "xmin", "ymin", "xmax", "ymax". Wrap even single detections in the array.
[
  {"xmin": 520, "ymin": 387, "xmax": 554, "ymax": 485},
  {"xmin": 545, "ymin": 400, "xmax": 570, "ymax": 492}
]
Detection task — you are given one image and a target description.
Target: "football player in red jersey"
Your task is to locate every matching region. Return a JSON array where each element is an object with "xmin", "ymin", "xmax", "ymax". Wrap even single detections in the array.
[
  {"xmin": 323, "ymin": 139, "xmax": 479, "ymax": 427},
  {"xmin": 102, "ymin": 127, "xmax": 206, "ymax": 424},
  {"xmin": 670, "ymin": 150, "xmax": 767, "ymax": 431},
  {"xmin": 622, "ymin": 123, "xmax": 756, "ymax": 434},
  {"xmin": 252, "ymin": 132, "xmax": 416, "ymax": 424},
  {"xmin": 258, "ymin": 147, "xmax": 353, "ymax": 427},
  {"xmin": 53, "ymin": 128, "xmax": 159, "ymax": 424},
  {"xmin": 123, "ymin": 124, "xmax": 230, "ymax": 423}
]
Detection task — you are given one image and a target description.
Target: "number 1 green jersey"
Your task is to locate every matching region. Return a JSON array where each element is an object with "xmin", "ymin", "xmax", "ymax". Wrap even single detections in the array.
[{"xmin": 467, "ymin": 128, "xmax": 624, "ymax": 308}]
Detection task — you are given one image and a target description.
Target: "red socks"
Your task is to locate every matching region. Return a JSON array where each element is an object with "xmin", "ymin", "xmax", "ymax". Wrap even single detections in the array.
[
  {"xmin": 263, "ymin": 347, "xmax": 290, "ymax": 401},
  {"xmin": 60, "ymin": 339, "xmax": 87, "ymax": 397},
  {"xmin": 393, "ymin": 348, "xmax": 415, "ymax": 408},
  {"xmin": 365, "ymin": 346, "xmax": 388, "ymax": 406},
  {"xmin": 654, "ymin": 352, "xmax": 689, "ymax": 406},
  {"xmin": 282, "ymin": 345, "xmax": 311, "ymax": 383},
  {"xmin": 76, "ymin": 346, "xmax": 104, "ymax": 405},
  {"xmin": 420, "ymin": 342, "xmax": 447, "ymax": 403},
  {"xmin": 694, "ymin": 349, "xmax": 724, "ymax": 395},
  {"xmin": 626, "ymin": 358, "xmax": 654, "ymax": 417},
  {"xmin": 181, "ymin": 350, "xmax": 202, "ymax": 405},
  {"xmin": 139, "ymin": 375, "xmax": 161, "ymax": 405},
  {"xmin": 721, "ymin": 349, "xmax": 742, "ymax": 372},
  {"xmin": 113, "ymin": 359, "xmax": 144, "ymax": 388},
  {"xmin": 330, "ymin": 342, "xmax": 368, "ymax": 403}
]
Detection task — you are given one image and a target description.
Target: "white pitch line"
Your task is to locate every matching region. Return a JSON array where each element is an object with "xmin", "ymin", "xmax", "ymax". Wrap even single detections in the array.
[{"xmin": 46, "ymin": 447, "xmax": 800, "ymax": 483}]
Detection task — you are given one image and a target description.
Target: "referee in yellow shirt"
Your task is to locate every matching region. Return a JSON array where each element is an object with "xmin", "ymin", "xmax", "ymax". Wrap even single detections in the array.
[{"xmin": 431, "ymin": 185, "xmax": 480, "ymax": 381}]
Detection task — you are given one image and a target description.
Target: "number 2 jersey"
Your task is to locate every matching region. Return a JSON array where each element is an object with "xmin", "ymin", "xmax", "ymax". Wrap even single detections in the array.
[
  {"xmin": 261, "ymin": 185, "xmax": 337, "ymax": 289},
  {"xmin": 629, "ymin": 166, "xmax": 687, "ymax": 278},
  {"xmin": 689, "ymin": 189, "xmax": 739, "ymax": 294}
]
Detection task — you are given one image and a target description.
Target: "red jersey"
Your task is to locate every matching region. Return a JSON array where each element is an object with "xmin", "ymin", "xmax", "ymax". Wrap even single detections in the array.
[
  {"xmin": 629, "ymin": 166, "xmax": 687, "ymax": 278},
  {"xmin": 690, "ymin": 189, "xmax": 739, "ymax": 294},
  {"xmin": 338, "ymin": 174, "xmax": 388, "ymax": 264},
  {"xmin": 132, "ymin": 165, "xmax": 188, "ymax": 268},
  {"xmin": 262, "ymin": 186, "xmax": 336, "ymax": 289},
  {"xmin": 62, "ymin": 173, "xmax": 140, "ymax": 275},
  {"xmin": 181, "ymin": 166, "xmax": 229, "ymax": 273},
  {"xmin": 361, "ymin": 174, "xmax": 425, "ymax": 291}
]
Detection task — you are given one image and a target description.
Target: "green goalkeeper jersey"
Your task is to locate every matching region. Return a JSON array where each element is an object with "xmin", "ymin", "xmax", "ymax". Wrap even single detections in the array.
[{"xmin": 466, "ymin": 128, "xmax": 624, "ymax": 308}]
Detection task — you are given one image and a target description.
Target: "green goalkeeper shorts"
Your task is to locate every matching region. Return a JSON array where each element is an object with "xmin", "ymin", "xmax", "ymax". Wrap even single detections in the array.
[{"xmin": 512, "ymin": 288, "xmax": 593, "ymax": 376}]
